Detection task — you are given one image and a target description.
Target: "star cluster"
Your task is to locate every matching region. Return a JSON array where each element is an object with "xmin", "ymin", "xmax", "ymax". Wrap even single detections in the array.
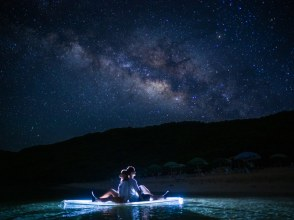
[{"xmin": 0, "ymin": 0, "xmax": 293, "ymax": 151}]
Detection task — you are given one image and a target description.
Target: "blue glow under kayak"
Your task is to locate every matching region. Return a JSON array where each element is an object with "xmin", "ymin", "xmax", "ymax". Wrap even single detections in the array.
[{"xmin": 62, "ymin": 197, "xmax": 183, "ymax": 208}]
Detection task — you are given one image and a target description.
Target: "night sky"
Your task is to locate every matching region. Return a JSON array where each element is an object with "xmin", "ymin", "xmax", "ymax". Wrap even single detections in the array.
[{"xmin": 1, "ymin": 0, "xmax": 293, "ymax": 151}]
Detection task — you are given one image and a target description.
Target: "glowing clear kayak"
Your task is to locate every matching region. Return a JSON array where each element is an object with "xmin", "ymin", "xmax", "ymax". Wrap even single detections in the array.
[{"xmin": 62, "ymin": 197, "xmax": 183, "ymax": 208}]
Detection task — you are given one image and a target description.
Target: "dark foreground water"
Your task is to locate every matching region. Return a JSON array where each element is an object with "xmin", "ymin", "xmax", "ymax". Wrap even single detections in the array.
[{"xmin": 0, "ymin": 197, "xmax": 293, "ymax": 219}]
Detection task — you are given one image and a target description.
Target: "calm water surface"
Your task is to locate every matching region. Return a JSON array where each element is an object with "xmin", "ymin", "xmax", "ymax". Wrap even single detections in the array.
[{"xmin": 0, "ymin": 197, "xmax": 293, "ymax": 219}]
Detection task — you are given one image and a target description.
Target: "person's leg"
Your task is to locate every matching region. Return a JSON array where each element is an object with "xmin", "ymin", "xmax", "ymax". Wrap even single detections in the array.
[
  {"xmin": 139, "ymin": 185, "xmax": 169, "ymax": 200},
  {"xmin": 139, "ymin": 185, "xmax": 153, "ymax": 195},
  {"xmin": 110, "ymin": 196, "xmax": 124, "ymax": 203},
  {"xmin": 138, "ymin": 185, "xmax": 152, "ymax": 201},
  {"xmin": 151, "ymin": 190, "xmax": 169, "ymax": 200},
  {"xmin": 92, "ymin": 190, "xmax": 114, "ymax": 202},
  {"xmin": 99, "ymin": 189, "xmax": 118, "ymax": 198}
]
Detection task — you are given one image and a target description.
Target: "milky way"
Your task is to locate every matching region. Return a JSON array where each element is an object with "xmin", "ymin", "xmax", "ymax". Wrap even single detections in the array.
[{"xmin": 0, "ymin": 0, "xmax": 293, "ymax": 150}]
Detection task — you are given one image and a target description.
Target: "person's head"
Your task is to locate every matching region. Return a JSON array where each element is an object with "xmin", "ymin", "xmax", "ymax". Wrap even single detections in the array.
[
  {"xmin": 119, "ymin": 169, "xmax": 129, "ymax": 181},
  {"xmin": 126, "ymin": 166, "xmax": 136, "ymax": 178}
]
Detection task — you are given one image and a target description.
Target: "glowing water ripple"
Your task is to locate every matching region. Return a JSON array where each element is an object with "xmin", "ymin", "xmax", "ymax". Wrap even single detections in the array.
[{"xmin": 183, "ymin": 197, "xmax": 294, "ymax": 219}]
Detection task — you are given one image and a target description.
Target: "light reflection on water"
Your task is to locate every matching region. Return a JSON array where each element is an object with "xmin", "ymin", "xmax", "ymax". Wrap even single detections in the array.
[
  {"xmin": 0, "ymin": 197, "xmax": 293, "ymax": 219},
  {"xmin": 184, "ymin": 197, "xmax": 294, "ymax": 219}
]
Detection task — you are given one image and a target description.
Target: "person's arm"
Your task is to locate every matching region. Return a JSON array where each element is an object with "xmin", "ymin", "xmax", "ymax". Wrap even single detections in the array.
[
  {"xmin": 117, "ymin": 182, "xmax": 122, "ymax": 192},
  {"xmin": 132, "ymin": 179, "xmax": 141, "ymax": 194},
  {"xmin": 132, "ymin": 179, "xmax": 144, "ymax": 200},
  {"xmin": 119, "ymin": 182, "xmax": 129, "ymax": 202}
]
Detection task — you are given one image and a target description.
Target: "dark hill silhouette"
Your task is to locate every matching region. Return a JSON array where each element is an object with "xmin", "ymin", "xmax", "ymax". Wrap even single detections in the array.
[{"xmin": 1, "ymin": 111, "xmax": 293, "ymax": 186}]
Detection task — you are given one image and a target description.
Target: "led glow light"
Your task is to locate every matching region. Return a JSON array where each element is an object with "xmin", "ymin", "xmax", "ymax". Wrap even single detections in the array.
[{"xmin": 178, "ymin": 198, "xmax": 184, "ymax": 204}]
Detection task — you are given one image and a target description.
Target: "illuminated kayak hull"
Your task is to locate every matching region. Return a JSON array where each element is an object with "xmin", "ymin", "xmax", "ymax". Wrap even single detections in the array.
[{"xmin": 62, "ymin": 197, "xmax": 183, "ymax": 208}]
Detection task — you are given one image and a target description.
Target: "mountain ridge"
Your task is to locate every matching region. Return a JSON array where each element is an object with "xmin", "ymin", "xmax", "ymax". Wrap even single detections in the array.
[
  {"xmin": 19, "ymin": 110, "xmax": 293, "ymax": 152},
  {"xmin": 1, "ymin": 110, "xmax": 293, "ymax": 185}
]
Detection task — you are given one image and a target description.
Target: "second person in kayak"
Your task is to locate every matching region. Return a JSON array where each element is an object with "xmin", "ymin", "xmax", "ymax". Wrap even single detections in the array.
[{"xmin": 126, "ymin": 166, "xmax": 169, "ymax": 201}]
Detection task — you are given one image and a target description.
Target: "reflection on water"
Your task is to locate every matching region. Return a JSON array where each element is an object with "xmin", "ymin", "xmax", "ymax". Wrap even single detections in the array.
[
  {"xmin": 184, "ymin": 197, "xmax": 294, "ymax": 220},
  {"xmin": 0, "ymin": 197, "xmax": 293, "ymax": 219},
  {"xmin": 61, "ymin": 200, "xmax": 198, "ymax": 219}
]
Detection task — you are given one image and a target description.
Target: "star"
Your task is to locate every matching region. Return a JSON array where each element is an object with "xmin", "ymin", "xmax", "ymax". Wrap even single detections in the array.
[{"xmin": 0, "ymin": 0, "xmax": 293, "ymax": 151}]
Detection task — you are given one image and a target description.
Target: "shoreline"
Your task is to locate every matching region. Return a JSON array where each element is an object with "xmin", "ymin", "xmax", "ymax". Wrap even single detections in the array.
[{"xmin": 58, "ymin": 167, "xmax": 294, "ymax": 197}]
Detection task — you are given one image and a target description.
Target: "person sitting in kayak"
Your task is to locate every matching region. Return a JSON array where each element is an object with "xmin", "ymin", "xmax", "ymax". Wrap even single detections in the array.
[
  {"xmin": 92, "ymin": 169, "xmax": 130, "ymax": 203},
  {"xmin": 126, "ymin": 166, "xmax": 169, "ymax": 201}
]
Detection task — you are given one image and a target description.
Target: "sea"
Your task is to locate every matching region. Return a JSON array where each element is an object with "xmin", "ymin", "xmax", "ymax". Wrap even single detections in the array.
[{"xmin": 0, "ymin": 196, "xmax": 293, "ymax": 219}]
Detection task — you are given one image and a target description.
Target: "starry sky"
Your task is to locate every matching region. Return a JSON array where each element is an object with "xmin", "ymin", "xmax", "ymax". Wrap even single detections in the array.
[{"xmin": 1, "ymin": 0, "xmax": 293, "ymax": 151}]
